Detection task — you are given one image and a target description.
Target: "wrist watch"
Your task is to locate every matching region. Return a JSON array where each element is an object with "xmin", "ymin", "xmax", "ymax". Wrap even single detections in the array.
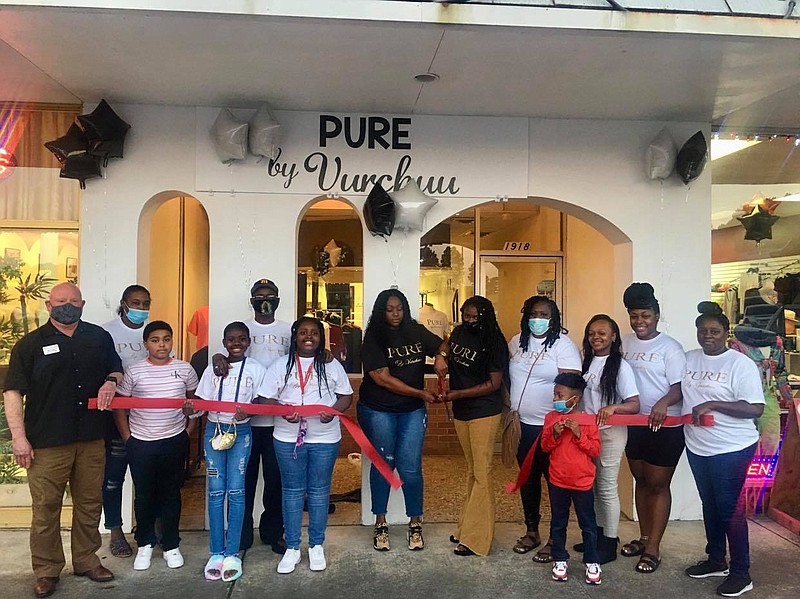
[{"xmin": 104, "ymin": 376, "xmax": 118, "ymax": 384}]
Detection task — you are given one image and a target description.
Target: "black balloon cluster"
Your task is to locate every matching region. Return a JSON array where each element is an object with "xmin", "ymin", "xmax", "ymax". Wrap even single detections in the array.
[{"xmin": 44, "ymin": 100, "xmax": 130, "ymax": 189}]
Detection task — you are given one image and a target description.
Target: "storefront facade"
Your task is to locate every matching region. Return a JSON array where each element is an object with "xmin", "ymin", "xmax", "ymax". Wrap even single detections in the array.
[{"xmin": 73, "ymin": 104, "xmax": 710, "ymax": 524}]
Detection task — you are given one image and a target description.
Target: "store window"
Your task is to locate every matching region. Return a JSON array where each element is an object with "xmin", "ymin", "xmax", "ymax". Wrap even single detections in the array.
[
  {"xmin": 419, "ymin": 209, "xmax": 476, "ymax": 337},
  {"xmin": 0, "ymin": 104, "xmax": 81, "ymax": 365},
  {"xmin": 420, "ymin": 202, "xmax": 565, "ymax": 341},
  {"xmin": 710, "ymin": 134, "xmax": 800, "ymax": 517},
  {"xmin": 297, "ymin": 198, "xmax": 363, "ymax": 373}
]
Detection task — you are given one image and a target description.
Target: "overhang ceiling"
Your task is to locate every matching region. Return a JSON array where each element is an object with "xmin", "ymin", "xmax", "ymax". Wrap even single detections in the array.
[{"xmin": 0, "ymin": 5, "xmax": 799, "ymax": 134}]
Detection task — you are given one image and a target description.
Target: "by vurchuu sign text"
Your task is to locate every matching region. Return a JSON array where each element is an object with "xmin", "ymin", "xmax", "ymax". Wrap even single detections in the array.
[{"xmin": 196, "ymin": 109, "xmax": 528, "ymax": 198}]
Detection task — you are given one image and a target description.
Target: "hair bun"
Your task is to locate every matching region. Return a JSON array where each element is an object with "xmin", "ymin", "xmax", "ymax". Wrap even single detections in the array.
[
  {"xmin": 623, "ymin": 282, "xmax": 657, "ymax": 310},
  {"xmin": 697, "ymin": 301, "xmax": 722, "ymax": 316}
]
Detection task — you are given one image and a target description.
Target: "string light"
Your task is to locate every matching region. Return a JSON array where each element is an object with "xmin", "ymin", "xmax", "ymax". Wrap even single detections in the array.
[{"xmin": 711, "ymin": 128, "xmax": 800, "ymax": 148}]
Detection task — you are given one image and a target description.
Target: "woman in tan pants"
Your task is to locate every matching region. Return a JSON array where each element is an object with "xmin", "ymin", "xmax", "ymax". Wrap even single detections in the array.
[{"xmin": 440, "ymin": 296, "xmax": 509, "ymax": 556}]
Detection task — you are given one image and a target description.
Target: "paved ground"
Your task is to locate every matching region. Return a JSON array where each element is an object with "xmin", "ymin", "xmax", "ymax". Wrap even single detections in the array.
[{"xmin": 1, "ymin": 519, "xmax": 798, "ymax": 599}]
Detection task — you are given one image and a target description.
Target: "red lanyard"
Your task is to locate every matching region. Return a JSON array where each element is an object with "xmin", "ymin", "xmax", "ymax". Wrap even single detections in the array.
[{"xmin": 295, "ymin": 354, "xmax": 315, "ymax": 398}]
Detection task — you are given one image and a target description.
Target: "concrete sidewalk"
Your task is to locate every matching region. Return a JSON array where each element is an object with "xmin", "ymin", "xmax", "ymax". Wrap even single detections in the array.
[{"xmin": 1, "ymin": 519, "xmax": 798, "ymax": 599}]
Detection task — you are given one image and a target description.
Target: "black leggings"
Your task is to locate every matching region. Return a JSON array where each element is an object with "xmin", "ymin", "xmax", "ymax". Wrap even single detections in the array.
[{"xmin": 516, "ymin": 422, "xmax": 550, "ymax": 530}]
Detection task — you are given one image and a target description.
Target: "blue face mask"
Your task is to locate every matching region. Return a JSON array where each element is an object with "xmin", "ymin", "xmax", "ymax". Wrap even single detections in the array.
[
  {"xmin": 125, "ymin": 306, "xmax": 149, "ymax": 325},
  {"xmin": 528, "ymin": 318, "xmax": 550, "ymax": 336},
  {"xmin": 553, "ymin": 396, "xmax": 576, "ymax": 414}
]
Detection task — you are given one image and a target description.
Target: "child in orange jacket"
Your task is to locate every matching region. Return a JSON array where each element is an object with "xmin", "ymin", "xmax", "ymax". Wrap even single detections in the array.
[{"xmin": 540, "ymin": 372, "xmax": 602, "ymax": 585}]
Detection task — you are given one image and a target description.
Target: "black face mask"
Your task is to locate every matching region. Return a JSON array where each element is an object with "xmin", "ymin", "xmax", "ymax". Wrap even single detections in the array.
[
  {"xmin": 462, "ymin": 321, "xmax": 481, "ymax": 333},
  {"xmin": 251, "ymin": 297, "xmax": 280, "ymax": 316},
  {"xmin": 50, "ymin": 303, "xmax": 83, "ymax": 325}
]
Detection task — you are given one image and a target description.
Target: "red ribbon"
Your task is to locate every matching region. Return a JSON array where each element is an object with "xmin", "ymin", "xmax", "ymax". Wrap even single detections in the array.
[
  {"xmin": 504, "ymin": 412, "xmax": 715, "ymax": 495},
  {"xmin": 90, "ymin": 397, "xmax": 402, "ymax": 489}
]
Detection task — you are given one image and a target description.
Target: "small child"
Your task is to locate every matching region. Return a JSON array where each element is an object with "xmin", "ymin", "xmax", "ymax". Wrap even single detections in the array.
[
  {"xmin": 114, "ymin": 321, "xmax": 199, "ymax": 571},
  {"xmin": 186, "ymin": 322, "xmax": 266, "ymax": 582},
  {"xmin": 540, "ymin": 372, "xmax": 602, "ymax": 585}
]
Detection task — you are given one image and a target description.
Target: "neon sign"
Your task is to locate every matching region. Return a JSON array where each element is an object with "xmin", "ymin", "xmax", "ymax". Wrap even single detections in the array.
[
  {"xmin": 0, "ymin": 147, "xmax": 16, "ymax": 181},
  {"xmin": 746, "ymin": 453, "xmax": 778, "ymax": 480}
]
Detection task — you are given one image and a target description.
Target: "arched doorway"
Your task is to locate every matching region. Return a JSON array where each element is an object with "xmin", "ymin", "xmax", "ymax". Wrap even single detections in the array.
[
  {"xmin": 137, "ymin": 192, "xmax": 210, "ymax": 529},
  {"xmin": 296, "ymin": 196, "xmax": 364, "ymax": 373},
  {"xmin": 415, "ymin": 198, "xmax": 632, "ymax": 524}
]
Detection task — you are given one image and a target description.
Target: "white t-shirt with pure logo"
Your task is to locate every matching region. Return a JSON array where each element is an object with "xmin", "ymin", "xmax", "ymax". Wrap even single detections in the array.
[
  {"xmin": 622, "ymin": 333, "xmax": 685, "ymax": 417},
  {"xmin": 508, "ymin": 333, "xmax": 582, "ymax": 426},
  {"xmin": 582, "ymin": 355, "xmax": 639, "ymax": 429},
  {"xmin": 681, "ymin": 349, "xmax": 764, "ymax": 457},
  {"xmin": 102, "ymin": 317, "xmax": 148, "ymax": 371}
]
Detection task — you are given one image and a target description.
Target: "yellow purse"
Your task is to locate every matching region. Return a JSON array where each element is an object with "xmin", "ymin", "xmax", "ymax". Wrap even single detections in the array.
[{"xmin": 209, "ymin": 358, "xmax": 245, "ymax": 451}]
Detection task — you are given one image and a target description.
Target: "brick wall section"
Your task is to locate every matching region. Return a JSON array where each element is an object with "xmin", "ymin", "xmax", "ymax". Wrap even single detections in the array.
[{"xmin": 338, "ymin": 375, "xmax": 462, "ymax": 457}]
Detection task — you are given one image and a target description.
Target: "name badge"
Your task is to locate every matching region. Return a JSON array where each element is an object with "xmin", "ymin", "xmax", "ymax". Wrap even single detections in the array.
[{"xmin": 43, "ymin": 344, "xmax": 60, "ymax": 355}]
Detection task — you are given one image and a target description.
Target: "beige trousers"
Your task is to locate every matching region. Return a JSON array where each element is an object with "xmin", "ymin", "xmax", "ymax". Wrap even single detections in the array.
[
  {"xmin": 27, "ymin": 439, "xmax": 105, "ymax": 577},
  {"xmin": 454, "ymin": 414, "xmax": 501, "ymax": 556}
]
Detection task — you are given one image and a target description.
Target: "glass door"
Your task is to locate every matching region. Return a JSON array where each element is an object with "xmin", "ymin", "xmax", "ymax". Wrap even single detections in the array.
[{"xmin": 479, "ymin": 256, "xmax": 563, "ymax": 343}]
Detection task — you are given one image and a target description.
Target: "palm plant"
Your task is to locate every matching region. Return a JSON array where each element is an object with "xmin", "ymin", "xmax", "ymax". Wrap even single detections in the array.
[{"xmin": 14, "ymin": 268, "xmax": 57, "ymax": 334}]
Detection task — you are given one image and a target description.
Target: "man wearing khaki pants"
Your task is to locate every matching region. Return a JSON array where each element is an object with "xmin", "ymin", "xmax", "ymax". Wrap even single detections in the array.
[{"xmin": 3, "ymin": 283, "xmax": 123, "ymax": 598}]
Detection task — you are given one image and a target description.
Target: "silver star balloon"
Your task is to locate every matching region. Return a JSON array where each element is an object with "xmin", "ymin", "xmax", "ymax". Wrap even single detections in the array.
[{"xmin": 391, "ymin": 180, "xmax": 438, "ymax": 232}]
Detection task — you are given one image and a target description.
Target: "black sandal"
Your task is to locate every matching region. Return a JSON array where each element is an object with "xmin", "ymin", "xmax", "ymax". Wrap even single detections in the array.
[
  {"xmin": 512, "ymin": 531, "xmax": 541, "ymax": 554},
  {"xmin": 621, "ymin": 538, "xmax": 646, "ymax": 557},
  {"xmin": 454, "ymin": 544, "xmax": 476, "ymax": 556},
  {"xmin": 449, "ymin": 535, "xmax": 460, "ymax": 544},
  {"xmin": 531, "ymin": 540, "xmax": 553, "ymax": 563},
  {"xmin": 635, "ymin": 552, "xmax": 662, "ymax": 573}
]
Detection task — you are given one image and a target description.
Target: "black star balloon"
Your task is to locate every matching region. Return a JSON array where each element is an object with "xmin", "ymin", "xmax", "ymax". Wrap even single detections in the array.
[{"xmin": 738, "ymin": 205, "xmax": 780, "ymax": 244}]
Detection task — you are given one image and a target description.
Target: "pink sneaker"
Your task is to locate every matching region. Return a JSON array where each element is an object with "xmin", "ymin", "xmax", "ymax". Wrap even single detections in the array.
[
  {"xmin": 552, "ymin": 561, "xmax": 568, "ymax": 582},
  {"xmin": 585, "ymin": 562, "xmax": 602, "ymax": 585}
]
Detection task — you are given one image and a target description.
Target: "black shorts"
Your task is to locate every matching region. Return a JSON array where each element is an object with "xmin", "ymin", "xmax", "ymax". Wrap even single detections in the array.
[{"xmin": 625, "ymin": 425, "xmax": 685, "ymax": 468}]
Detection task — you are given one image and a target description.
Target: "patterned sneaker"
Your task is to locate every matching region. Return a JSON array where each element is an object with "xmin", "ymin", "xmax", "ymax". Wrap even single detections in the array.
[
  {"xmin": 373, "ymin": 524, "xmax": 390, "ymax": 551},
  {"xmin": 686, "ymin": 560, "xmax": 730, "ymax": 578},
  {"xmin": 716, "ymin": 575, "xmax": 753, "ymax": 597},
  {"xmin": 552, "ymin": 561, "xmax": 568, "ymax": 582},
  {"xmin": 585, "ymin": 562, "xmax": 602, "ymax": 585},
  {"xmin": 407, "ymin": 523, "xmax": 424, "ymax": 551}
]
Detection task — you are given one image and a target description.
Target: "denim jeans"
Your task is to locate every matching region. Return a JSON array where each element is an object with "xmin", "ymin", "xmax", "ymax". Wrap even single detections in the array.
[
  {"xmin": 242, "ymin": 426, "xmax": 283, "ymax": 549},
  {"xmin": 357, "ymin": 402, "xmax": 427, "ymax": 518},
  {"xmin": 273, "ymin": 440, "xmax": 340, "ymax": 549},
  {"xmin": 687, "ymin": 443, "xmax": 756, "ymax": 578},
  {"xmin": 205, "ymin": 421, "xmax": 252, "ymax": 556},
  {"xmin": 127, "ymin": 431, "xmax": 188, "ymax": 551},
  {"xmin": 548, "ymin": 482, "xmax": 599, "ymax": 564},
  {"xmin": 517, "ymin": 423, "xmax": 549, "ymax": 530},
  {"xmin": 102, "ymin": 434, "xmax": 128, "ymax": 529}
]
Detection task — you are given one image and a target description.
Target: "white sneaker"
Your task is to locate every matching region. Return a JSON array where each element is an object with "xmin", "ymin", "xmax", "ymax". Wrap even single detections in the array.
[
  {"xmin": 308, "ymin": 545, "xmax": 327, "ymax": 571},
  {"xmin": 585, "ymin": 562, "xmax": 602, "ymax": 585},
  {"xmin": 163, "ymin": 547, "xmax": 184, "ymax": 569},
  {"xmin": 277, "ymin": 548, "xmax": 302, "ymax": 574},
  {"xmin": 133, "ymin": 545, "xmax": 153, "ymax": 571},
  {"xmin": 552, "ymin": 560, "xmax": 568, "ymax": 582}
]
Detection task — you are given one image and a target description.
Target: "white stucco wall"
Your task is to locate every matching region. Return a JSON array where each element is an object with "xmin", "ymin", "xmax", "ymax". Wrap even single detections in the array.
[{"xmin": 80, "ymin": 104, "xmax": 710, "ymax": 522}]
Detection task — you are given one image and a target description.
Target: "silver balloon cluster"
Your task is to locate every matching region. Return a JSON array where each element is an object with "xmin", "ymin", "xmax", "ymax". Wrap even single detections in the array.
[{"xmin": 209, "ymin": 103, "xmax": 281, "ymax": 163}]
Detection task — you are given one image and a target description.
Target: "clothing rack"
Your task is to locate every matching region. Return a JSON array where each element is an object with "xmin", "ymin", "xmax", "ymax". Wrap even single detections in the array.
[{"xmin": 712, "ymin": 255, "xmax": 800, "ymax": 291}]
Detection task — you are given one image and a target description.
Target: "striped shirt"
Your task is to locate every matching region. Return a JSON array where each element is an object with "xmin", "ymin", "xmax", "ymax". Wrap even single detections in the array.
[{"xmin": 117, "ymin": 358, "xmax": 199, "ymax": 441}]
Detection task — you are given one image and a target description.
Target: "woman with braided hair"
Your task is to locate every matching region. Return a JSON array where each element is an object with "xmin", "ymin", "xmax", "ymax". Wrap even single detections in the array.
[
  {"xmin": 579, "ymin": 314, "xmax": 640, "ymax": 563},
  {"xmin": 508, "ymin": 295, "xmax": 581, "ymax": 562},
  {"xmin": 257, "ymin": 316, "xmax": 353, "ymax": 574},
  {"xmin": 439, "ymin": 296, "xmax": 509, "ymax": 556}
]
